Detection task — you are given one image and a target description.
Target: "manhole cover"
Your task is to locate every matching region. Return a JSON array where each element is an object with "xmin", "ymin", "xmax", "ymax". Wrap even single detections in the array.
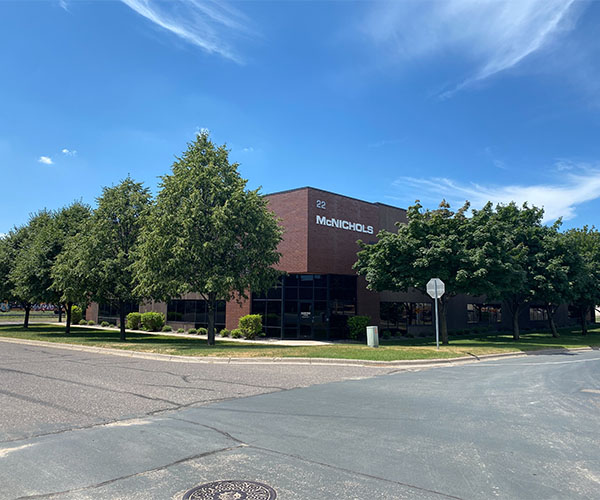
[{"xmin": 182, "ymin": 480, "xmax": 277, "ymax": 500}]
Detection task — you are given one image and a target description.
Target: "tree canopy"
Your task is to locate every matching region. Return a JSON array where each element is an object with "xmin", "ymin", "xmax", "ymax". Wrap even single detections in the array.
[{"xmin": 134, "ymin": 132, "xmax": 283, "ymax": 345}]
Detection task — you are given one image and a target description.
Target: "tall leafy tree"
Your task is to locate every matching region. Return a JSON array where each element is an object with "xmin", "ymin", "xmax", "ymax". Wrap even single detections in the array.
[
  {"xmin": 50, "ymin": 202, "xmax": 92, "ymax": 333},
  {"xmin": 564, "ymin": 227, "xmax": 600, "ymax": 335},
  {"xmin": 354, "ymin": 200, "xmax": 471, "ymax": 345},
  {"xmin": 467, "ymin": 202, "xmax": 546, "ymax": 341},
  {"xmin": 9, "ymin": 211, "xmax": 56, "ymax": 328},
  {"xmin": 79, "ymin": 177, "xmax": 151, "ymax": 341},
  {"xmin": 530, "ymin": 226, "xmax": 580, "ymax": 338},
  {"xmin": 0, "ymin": 228, "xmax": 30, "ymax": 323},
  {"xmin": 134, "ymin": 132, "xmax": 283, "ymax": 345}
]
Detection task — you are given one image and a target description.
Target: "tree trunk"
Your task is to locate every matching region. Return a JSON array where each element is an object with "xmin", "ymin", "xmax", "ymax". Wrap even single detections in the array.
[
  {"xmin": 207, "ymin": 294, "xmax": 216, "ymax": 346},
  {"xmin": 439, "ymin": 298, "xmax": 449, "ymax": 345},
  {"xmin": 546, "ymin": 304, "xmax": 559, "ymax": 338},
  {"xmin": 58, "ymin": 304, "xmax": 63, "ymax": 323},
  {"xmin": 119, "ymin": 301, "xmax": 126, "ymax": 341},
  {"xmin": 23, "ymin": 304, "xmax": 31, "ymax": 329},
  {"xmin": 65, "ymin": 302, "xmax": 73, "ymax": 334},
  {"xmin": 512, "ymin": 307, "xmax": 520, "ymax": 341},
  {"xmin": 581, "ymin": 309, "xmax": 588, "ymax": 336}
]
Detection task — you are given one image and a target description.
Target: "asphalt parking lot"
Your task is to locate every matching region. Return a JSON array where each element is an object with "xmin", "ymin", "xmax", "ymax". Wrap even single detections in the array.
[{"xmin": 1, "ymin": 340, "xmax": 599, "ymax": 499}]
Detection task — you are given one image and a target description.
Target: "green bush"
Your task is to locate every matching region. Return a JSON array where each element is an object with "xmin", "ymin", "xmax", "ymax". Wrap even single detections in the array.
[
  {"xmin": 87, "ymin": 320, "xmax": 95, "ymax": 326},
  {"xmin": 161, "ymin": 325, "xmax": 173, "ymax": 332},
  {"xmin": 177, "ymin": 328, "xmax": 185, "ymax": 333},
  {"xmin": 238, "ymin": 314, "xmax": 263, "ymax": 340},
  {"xmin": 109, "ymin": 323, "xmax": 117, "ymax": 328},
  {"xmin": 188, "ymin": 328, "xmax": 197, "ymax": 334},
  {"xmin": 347, "ymin": 315, "xmax": 370, "ymax": 340},
  {"xmin": 140, "ymin": 312, "xmax": 165, "ymax": 332},
  {"xmin": 231, "ymin": 328, "xmax": 243, "ymax": 339},
  {"xmin": 100, "ymin": 321, "xmax": 110, "ymax": 327},
  {"xmin": 219, "ymin": 328, "xmax": 230, "ymax": 337},
  {"xmin": 381, "ymin": 329, "xmax": 392, "ymax": 340},
  {"xmin": 197, "ymin": 327, "xmax": 208, "ymax": 336},
  {"xmin": 126, "ymin": 312, "xmax": 142, "ymax": 330},
  {"xmin": 78, "ymin": 319, "xmax": 87, "ymax": 325},
  {"xmin": 71, "ymin": 305, "xmax": 83, "ymax": 325}
]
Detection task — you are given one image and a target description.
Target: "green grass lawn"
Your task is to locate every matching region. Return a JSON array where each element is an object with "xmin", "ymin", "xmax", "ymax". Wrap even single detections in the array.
[
  {"xmin": 0, "ymin": 323, "xmax": 599, "ymax": 361},
  {"xmin": 0, "ymin": 311, "xmax": 60, "ymax": 322}
]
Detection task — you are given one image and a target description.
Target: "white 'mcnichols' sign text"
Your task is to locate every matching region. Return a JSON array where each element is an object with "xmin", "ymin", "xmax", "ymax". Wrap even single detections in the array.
[{"xmin": 316, "ymin": 215, "xmax": 374, "ymax": 234}]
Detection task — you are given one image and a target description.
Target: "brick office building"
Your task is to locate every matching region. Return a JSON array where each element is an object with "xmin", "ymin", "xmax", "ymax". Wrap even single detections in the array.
[{"xmin": 88, "ymin": 186, "xmax": 583, "ymax": 338}]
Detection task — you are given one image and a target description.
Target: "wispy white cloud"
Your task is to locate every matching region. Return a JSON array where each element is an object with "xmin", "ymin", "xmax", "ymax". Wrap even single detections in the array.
[
  {"xmin": 242, "ymin": 146, "xmax": 254, "ymax": 153},
  {"xmin": 59, "ymin": 0, "xmax": 68, "ymax": 11},
  {"xmin": 365, "ymin": 0, "xmax": 583, "ymax": 95},
  {"xmin": 120, "ymin": 0, "xmax": 256, "ymax": 62},
  {"xmin": 61, "ymin": 148, "xmax": 77, "ymax": 156},
  {"xmin": 38, "ymin": 156, "xmax": 53, "ymax": 165},
  {"xmin": 392, "ymin": 163, "xmax": 600, "ymax": 222}
]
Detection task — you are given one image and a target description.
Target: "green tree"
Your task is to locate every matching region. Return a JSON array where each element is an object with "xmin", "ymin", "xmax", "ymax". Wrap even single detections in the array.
[
  {"xmin": 0, "ymin": 228, "xmax": 31, "ymax": 322},
  {"xmin": 467, "ymin": 202, "xmax": 546, "ymax": 341},
  {"xmin": 134, "ymin": 132, "xmax": 283, "ymax": 345},
  {"xmin": 530, "ymin": 226, "xmax": 579, "ymax": 338},
  {"xmin": 50, "ymin": 202, "xmax": 92, "ymax": 333},
  {"xmin": 354, "ymin": 200, "xmax": 471, "ymax": 345},
  {"xmin": 78, "ymin": 177, "xmax": 151, "ymax": 341},
  {"xmin": 9, "ymin": 211, "xmax": 56, "ymax": 327},
  {"xmin": 564, "ymin": 227, "xmax": 600, "ymax": 335}
]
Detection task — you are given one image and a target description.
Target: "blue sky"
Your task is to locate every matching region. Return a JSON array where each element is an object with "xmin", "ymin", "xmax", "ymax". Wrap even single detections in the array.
[{"xmin": 1, "ymin": 0, "xmax": 600, "ymax": 235}]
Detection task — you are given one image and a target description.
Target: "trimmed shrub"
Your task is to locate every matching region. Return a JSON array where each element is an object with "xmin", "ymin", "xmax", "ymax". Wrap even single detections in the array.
[
  {"xmin": 177, "ymin": 328, "xmax": 185, "ymax": 333},
  {"xmin": 188, "ymin": 328, "xmax": 197, "ymax": 334},
  {"xmin": 231, "ymin": 328, "xmax": 243, "ymax": 339},
  {"xmin": 140, "ymin": 312, "xmax": 165, "ymax": 332},
  {"xmin": 238, "ymin": 314, "xmax": 263, "ymax": 340},
  {"xmin": 87, "ymin": 320, "xmax": 95, "ymax": 326},
  {"xmin": 78, "ymin": 319, "xmax": 87, "ymax": 325},
  {"xmin": 347, "ymin": 315, "xmax": 371, "ymax": 341},
  {"xmin": 219, "ymin": 328, "xmax": 230, "ymax": 338},
  {"xmin": 126, "ymin": 312, "xmax": 142, "ymax": 330},
  {"xmin": 109, "ymin": 324, "xmax": 116, "ymax": 328},
  {"xmin": 100, "ymin": 321, "xmax": 110, "ymax": 327},
  {"xmin": 197, "ymin": 327, "xmax": 208, "ymax": 336},
  {"xmin": 71, "ymin": 305, "xmax": 83, "ymax": 325},
  {"xmin": 161, "ymin": 325, "xmax": 173, "ymax": 332},
  {"xmin": 381, "ymin": 330, "xmax": 392, "ymax": 340}
]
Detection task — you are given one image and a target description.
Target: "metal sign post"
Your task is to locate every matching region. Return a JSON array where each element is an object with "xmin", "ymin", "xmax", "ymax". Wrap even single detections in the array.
[{"xmin": 426, "ymin": 278, "xmax": 445, "ymax": 350}]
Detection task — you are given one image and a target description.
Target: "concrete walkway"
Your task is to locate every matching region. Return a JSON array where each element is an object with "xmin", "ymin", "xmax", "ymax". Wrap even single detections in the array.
[{"xmin": 0, "ymin": 320, "xmax": 334, "ymax": 346}]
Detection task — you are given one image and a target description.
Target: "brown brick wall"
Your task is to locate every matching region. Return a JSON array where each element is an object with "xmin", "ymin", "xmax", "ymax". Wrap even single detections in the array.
[
  {"xmin": 225, "ymin": 294, "xmax": 251, "ymax": 330},
  {"xmin": 265, "ymin": 189, "xmax": 309, "ymax": 273}
]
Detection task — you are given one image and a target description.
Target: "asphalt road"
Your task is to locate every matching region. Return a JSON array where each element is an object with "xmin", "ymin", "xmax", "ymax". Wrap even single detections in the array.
[{"xmin": 1, "ymin": 341, "xmax": 599, "ymax": 500}]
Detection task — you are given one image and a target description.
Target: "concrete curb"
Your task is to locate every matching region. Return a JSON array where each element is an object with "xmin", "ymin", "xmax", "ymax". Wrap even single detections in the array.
[{"xmin": 0, "ymin": 336, "xmax": 594, "ymax": 368}]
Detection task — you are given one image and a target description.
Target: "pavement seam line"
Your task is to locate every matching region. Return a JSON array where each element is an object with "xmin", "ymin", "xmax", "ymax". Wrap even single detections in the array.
[
  {"xmin": 247, "ymin": 443, "xmax": 465, "ymax": 500},
  {"xmin": 13, "ymin": 444, "xmax": 245, "ymax": 500}
]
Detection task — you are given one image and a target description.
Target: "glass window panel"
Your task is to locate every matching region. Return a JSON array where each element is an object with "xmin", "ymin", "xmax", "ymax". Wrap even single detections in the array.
[
  {"xmin": 313, "ymin": 274, "xmax": 327, "ymax": 288},
  {"xmin": 300, "ymin": 274, "xmax": 314, "ymax": 287},
  {"xmin": 314, "ymin": 288, "xmax": 327, "ymax": 300},
  {"xmin": 285, "ymin": 287, "xmax": 298, "ymax": 299},
  {"xmin": 299, "ymin": 287, "xmax": 313, "ymax": 300},
  {"xmin": 284, "ymin": 274, "xmax": 299, "ymax": 287},
  {"xmin": 283, "ymin": 327, "xmax": 298, "ymax": 339},
  {"xmin": 266, "ymin": 301, "xmax": 281, "ymax": 327},
  {"xmin": 267, "ymin": 287, "xmax": 282, "ymax": 300}
]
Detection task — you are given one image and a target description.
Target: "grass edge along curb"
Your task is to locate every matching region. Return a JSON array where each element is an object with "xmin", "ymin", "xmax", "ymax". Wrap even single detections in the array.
[{"xmin": 0, "ymin": 335, "xmax": 593, "ymax": 367}]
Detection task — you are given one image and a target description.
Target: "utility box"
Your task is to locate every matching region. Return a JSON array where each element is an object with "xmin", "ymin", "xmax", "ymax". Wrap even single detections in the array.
[{"xmin": 366, "ymin": 326, "xmax": 379, "ymax": 348}]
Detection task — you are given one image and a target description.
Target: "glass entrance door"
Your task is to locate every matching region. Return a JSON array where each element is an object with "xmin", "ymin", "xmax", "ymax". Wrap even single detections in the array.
[{"xmin": 299, "ymin": 301, "xmax": 313, "ymax": 338}]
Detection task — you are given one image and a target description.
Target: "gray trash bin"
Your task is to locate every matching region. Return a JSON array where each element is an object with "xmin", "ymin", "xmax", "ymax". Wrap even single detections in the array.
[{"xmin": 366, "ymin": 326, "xmax": 379, "ymax": 348}]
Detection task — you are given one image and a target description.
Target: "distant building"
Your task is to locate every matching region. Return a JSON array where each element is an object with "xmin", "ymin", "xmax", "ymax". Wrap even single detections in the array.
[{"xmin": 87, "ymin": 187, "xmax": 585, "ymax": 338}]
